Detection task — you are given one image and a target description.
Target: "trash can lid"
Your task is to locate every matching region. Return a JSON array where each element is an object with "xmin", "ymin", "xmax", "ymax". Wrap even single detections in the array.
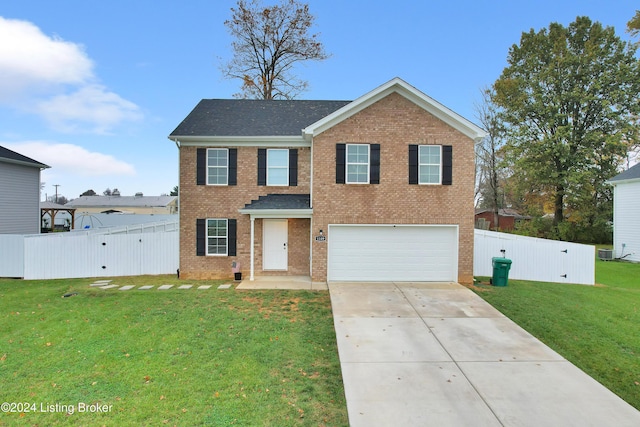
[{"xmin": 492, "ymin": 257, "xmax": 512, "ymax": 264}]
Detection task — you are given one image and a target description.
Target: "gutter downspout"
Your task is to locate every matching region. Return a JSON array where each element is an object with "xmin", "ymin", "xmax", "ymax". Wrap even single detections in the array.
[{"xmin": 309, "ymin": 138, "xmax": 313, "ymax": 279}]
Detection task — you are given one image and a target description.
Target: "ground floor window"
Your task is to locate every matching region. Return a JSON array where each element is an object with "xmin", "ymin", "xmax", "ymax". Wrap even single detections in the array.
[{"xmin": 207, "ymin": 219, "xmax": 228, "ymax": 255}]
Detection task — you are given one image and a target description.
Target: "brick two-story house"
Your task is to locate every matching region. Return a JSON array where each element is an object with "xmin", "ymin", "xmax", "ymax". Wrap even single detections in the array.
[{"xmin": 169, "ymin": 78, "xmax": 485, "ymax": 284}]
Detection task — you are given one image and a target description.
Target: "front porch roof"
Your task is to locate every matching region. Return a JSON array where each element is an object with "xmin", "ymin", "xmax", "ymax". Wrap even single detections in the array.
[{"xmin": 238, "ymin": 194, "xmax": 312, "ymax": 218}]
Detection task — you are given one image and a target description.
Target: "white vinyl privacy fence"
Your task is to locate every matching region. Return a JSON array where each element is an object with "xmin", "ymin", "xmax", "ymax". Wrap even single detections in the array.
[
  {"xmin": 474, "ymin": 230, "xmax": 595, "ymax": 285},
  {"xmin": 0, "ymin": 221, "xmax": 178, "ymax": 280}
]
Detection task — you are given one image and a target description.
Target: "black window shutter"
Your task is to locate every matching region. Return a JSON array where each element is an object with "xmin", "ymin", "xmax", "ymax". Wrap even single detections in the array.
[
  {"xmin": 370, "ymin": 144, "xmax": 380, "ymax": 184},
  {"xmin": 257, "ymin": 149, "xmax": 267, "ymax": 186},
  {"xmin": 228, "ymin": 148, "xmax": 237, "ymax": 186},
  {"xmin": 196, "ymin": 219, "xmax": 206, "ymax": 256},
  {"xmin": 228, "ymin": 219, "xmax": 237, "ymax": 256},
  {"xmin": 289, "ymin": 149, "xmax": 298, "ymax": 186},
  {"xmin": 442, "ymin": 145, "xmax": 453, "ymax": 185},
  {"xmin": 336, "ymin": 144, "xmax": 346, "ymax": 184},
  {"xmin": 408, "ymin": 145, "xmax": 418, "ymax": 184},
  {"xmin": 197, "ymin": 148, "xmax": 206, "ymax": 185}
]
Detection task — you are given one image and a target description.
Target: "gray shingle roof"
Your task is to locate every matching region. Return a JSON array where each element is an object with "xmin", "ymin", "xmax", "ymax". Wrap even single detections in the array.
[
  {"xmin": 169, "ymin": 99, "xmax": 351, "ymax": 137},
  {"xmin": 609, "ymin": 163, "xmax": 640, "ymax": 183},
  {"xmin": 242, "ymin": 194, "xmax": 311, "ymax": 210},
  {"xmin": 0, "ymin": 145, "xmax": 49, "ymax": 168}
]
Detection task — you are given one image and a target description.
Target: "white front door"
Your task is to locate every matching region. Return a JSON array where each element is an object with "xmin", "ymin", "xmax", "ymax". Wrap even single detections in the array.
[{"xmin": 263, "ymin": 219, "xmax": 288, "ymax": 270}]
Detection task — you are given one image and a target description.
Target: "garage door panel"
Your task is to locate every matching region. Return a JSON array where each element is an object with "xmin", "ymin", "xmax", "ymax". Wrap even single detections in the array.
[{"xmin": 328, "ymin": 225, "xmax": 457, "ymax": 282}]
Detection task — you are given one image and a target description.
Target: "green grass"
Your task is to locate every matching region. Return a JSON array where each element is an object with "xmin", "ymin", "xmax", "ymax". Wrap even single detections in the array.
[
  {"xmin": 472, "ymin": 257, "xmax": 640, "ymax": 410},
  {"xmin": 0, "ymin": 276, "xmax": 348, "ymax": 426}
]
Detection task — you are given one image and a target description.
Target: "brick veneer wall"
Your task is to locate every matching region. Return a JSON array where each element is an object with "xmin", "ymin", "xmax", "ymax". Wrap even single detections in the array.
[
  {"xmin": 179, "ymin": 146, "xmax": 311, "ymax": 279},
  {"xmin": 310, "ymin": 92, "xmax": 476, "ymax": 284}
]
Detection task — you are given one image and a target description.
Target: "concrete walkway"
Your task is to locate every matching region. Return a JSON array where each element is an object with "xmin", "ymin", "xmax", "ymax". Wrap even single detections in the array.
[
  {"xmin": 237, "ymin": 275, "xmax": 327, "ymax": 290},
  {"xmin": 329, "ymin": 282, "xmax": 640, "ymax": 427}
]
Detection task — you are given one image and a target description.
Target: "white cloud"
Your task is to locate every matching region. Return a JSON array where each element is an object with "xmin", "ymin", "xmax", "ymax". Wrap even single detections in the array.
[
  {"xmin": 36, "ymin": 85, "xmax": 143, "ymax": 134},
  {"xmin": 0, "ymin": 17, "xmax": 93, "ymax": 98},
  {"xmin": 1, "ymin": 141, "xmax": 136, "ymax": 177},
  {"xmin": 0, "ymin": 16, "xmax": 142, "ymax": 133}
]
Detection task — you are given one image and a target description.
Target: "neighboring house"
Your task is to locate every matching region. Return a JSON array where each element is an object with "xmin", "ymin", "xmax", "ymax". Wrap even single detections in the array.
[
  {"xmin": 475, "ymin": 208, "xmax": 530, "ymax": 231},
  {"xmin": 169, "ymin": 78, "xmax": 486, "ymax": 283},
  {"xmin": 607, "ymin": 163, "xmax": 640, "ymax": 262},
  {"xmin": 0, "ymin": 145, "xmax": 49, "ymax": 234},
  {"xmin": 65, "ymin": 194, "xmax": 178, "ymax": 214}
]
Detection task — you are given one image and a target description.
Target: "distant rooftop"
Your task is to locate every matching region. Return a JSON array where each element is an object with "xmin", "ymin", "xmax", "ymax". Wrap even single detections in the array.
[{"xmin": 65, "ymin": 195, "xmax": 177, "ymax": 208}]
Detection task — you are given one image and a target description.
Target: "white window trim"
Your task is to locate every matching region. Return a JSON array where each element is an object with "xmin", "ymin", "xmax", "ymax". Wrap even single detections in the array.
[
  {"xmin": 346, "ymin": 143, "xmax": 370, "ymax": 184},
  {"xmin": 207, "ymin": 148, "xmax": 229, "ymax": 186},
  {"xmin": 206, "ymin": 218, "xmax": 228, "ymax": 256},
  {"xmin": 418, "ymin": 145, "xmax": 442, "ymax": 185},
  {"xmin": 266, "ymin": 149, "xmax": 289, "ymax": 186}
]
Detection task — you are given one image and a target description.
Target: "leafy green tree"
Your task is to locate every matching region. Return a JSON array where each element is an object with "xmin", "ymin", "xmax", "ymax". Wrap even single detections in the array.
[
  {"xmin": 493, "ymin": 17, "xmax": 640, "ymax": 233},
  {"xmin": 170, "ymin": 185, "xmax": 178, "ymax": 196},
  {"xmin": 627, "ymin": 10, "xmax": 640, "ymax": 40},
  {"xmin": 222, "ymin": 0, "xmax": 329, "ymax": 99},
  {"xmin": 475, "ymin": 87, "xmax": 507, "ymax": 229}
]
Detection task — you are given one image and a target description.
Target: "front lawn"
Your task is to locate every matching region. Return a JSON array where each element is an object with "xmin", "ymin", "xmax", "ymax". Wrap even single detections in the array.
[
  {"xmin": 0, "ymin": 276, "xmax": 348, "ymax": 426},
  {"xmin": 472, "ymin": 258, "xmax": 640, "ymax": 410}
]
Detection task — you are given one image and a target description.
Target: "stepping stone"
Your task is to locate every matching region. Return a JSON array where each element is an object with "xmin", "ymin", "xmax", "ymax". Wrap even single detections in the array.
[
  {"xmin": 158, "ymin": 285, "xmax": 174, "ymax": 290},
  {"xmin": 218, "ymin": 284, "xmax": 232, "ymax": 290},
  {"xmin": 178, "ymin": 285, "xmax": 193, "ymax": 290},
  {"xmin": 90, "ymin": 280, "xmax": 112, "ymax": 287},
  {"xmin": 100, "ymin": 285, "xmax": 118, "ymax": 289},
  {"xmin": 138, "ymin": 286, "xmax": 154, "ymax": 290},
  {"xmin": 119, "ymin": 285, "xmax": 135, "ymax": 291},
  {"xmin": 198, "ymin": 285, "xmax": 212, "ymax": 290}
]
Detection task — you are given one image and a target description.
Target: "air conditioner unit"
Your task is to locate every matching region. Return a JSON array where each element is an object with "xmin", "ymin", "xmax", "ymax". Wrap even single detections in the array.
[{"xmin": 598, "ymin": 249, "xmax": 613, "ymax": 261}]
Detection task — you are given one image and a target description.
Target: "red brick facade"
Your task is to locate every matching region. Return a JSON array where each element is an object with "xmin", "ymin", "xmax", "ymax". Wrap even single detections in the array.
[{"xmin": 176, "ymin": 81, "xmax": 480, "ymax": 283}]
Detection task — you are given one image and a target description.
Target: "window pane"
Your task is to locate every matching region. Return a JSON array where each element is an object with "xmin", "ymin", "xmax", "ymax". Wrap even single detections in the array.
[
  {"xmin": 208, "ymin": 149, "xmax": 228, "ymax": 166},
  {"xmin": 418, "ymin": 146, "xmax": 441, "ymax": 184},
  {"xmin": 419, "ymin": 146, "xmax": 439, "ymax": 164},
  {"xmin": 207, "ymin": 149, "xmax": 228, "ymax": 185},
  {"xmin": 346, "ymin": 145, "xmax": 369, "ymax": 183},
  {"xmin": 268, "ymin": 149, "xmax": 288, "ymax": 167},
  {"xmin": 208, "ymin": 167, "xmax": 228, "ymax": 185},
  {"xmin": 267, "ymin": 149, "xmax": 288, "ymax": 186},
  {"xmin": 268, "ymin": 168, "xmax": 288, "ymax": 185},
  {"xmin": 206, "ymin": 219, "xmax": 228, "ymax": 255},
  {"xmin": 419, "ymin": 165, "xmax": 440, "ymax": 184},
  {"xmin": 347, "ymin": 145, "xmax": 368, "ymax": 164},
  {"xmin": 347, "ymin": 164, "xmax": 368, "ymax": 183}
]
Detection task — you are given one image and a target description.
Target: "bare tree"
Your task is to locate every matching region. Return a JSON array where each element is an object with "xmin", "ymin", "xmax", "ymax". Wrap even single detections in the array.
[
  {"xmin": 475, "ymin": 87, "xmax": 506, "ymax": 230},
  {"xmin": 222, "ymin": 0, "xmax": 329, "ymax": 99}
]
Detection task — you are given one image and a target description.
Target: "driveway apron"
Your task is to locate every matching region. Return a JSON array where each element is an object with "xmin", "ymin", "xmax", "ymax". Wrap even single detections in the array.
[{"xmin": 329, "ymin": 282, "xmax": 640, "ymax": 427}]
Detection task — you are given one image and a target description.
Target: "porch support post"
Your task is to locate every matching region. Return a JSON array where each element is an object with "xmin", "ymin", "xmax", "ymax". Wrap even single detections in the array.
[{"xmin": 250, "ymin": 216, "xmax": 255, "ymax": 281}]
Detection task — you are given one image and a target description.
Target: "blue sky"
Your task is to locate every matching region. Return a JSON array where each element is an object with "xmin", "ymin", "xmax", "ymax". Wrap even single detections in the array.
[{"xmin": 0, "ymin": 1, "xmax": 636, "ymax": 200}]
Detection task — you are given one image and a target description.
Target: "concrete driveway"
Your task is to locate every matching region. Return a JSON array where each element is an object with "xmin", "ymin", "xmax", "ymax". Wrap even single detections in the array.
[{"xmin": 329, "ymin": 282, "xmax": 640, "ymax": 427}]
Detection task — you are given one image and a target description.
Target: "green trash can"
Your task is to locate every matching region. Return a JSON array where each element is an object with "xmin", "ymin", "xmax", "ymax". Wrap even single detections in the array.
[{"xmin": 492, "ymin": 257, "xmax": 512, "ymax": 287}]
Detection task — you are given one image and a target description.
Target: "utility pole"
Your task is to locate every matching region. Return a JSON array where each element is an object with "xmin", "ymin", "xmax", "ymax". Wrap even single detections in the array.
[{"xmin": 53, "ymin": 184, "xmax": 61, "ymax": 204}]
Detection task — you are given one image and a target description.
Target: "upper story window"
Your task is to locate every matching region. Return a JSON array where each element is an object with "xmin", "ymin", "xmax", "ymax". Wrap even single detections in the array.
[
  {"xmin": 409, "ymin": 144, "xmax": 452, "ymax": 186},
  {"xmin": 267, "ymin": 149, "xmax": 289, "ymax": 186},
  {"xmin": 346, "ymin": 144, "xmax": 370, "ymax": 184},
  {"xmin": 207, "ymin": 149, "xmax": 228, "ymax": 185},
  {"xmin": 418, "ymin": 145, "xmax": 441, "ymax": 185}
]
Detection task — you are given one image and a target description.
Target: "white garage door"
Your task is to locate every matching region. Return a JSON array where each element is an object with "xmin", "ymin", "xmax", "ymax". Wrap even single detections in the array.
[{"xmin": 328, "ymin": 225, "xmax": 458, "ymax": 282}]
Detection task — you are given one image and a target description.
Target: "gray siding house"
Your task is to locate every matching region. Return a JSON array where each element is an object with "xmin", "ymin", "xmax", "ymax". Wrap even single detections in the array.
[
  {"xmin": 608, "ymin": 163, "xmax": 640, "ymax": 262},
  {"xmin": 0, "ymin": 146, "xmax": 49, "ymax": 234}
]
